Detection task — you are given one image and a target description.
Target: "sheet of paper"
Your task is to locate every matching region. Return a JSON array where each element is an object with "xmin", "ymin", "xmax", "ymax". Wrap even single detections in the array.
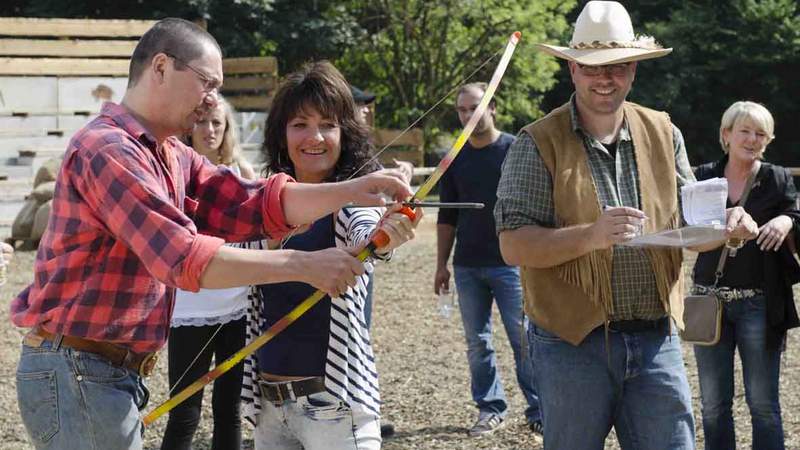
[
  {"xmin": 622, "ymin": 178, "xmax": 729, "ymax": 248},
  {"xmin": 681, "ymin": 178, "xmax": 727, "ymax": 226}
]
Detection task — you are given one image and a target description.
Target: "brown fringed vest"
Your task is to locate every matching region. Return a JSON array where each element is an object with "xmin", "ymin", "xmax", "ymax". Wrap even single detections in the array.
[{"xmin": 521, "ymin": 102, "xmax": 685, "ymax": 345}]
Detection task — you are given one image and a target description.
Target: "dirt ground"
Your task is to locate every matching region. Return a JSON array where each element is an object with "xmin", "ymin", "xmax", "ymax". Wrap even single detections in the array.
[{"xmin": 1, "ymin": 214, "xmax": 799, "ymax": 449}]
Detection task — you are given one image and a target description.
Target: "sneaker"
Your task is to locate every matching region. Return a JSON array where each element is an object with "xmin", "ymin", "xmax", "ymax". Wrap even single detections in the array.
[
  {"xmin": 380, "ymin": 422, "xmax": 395, "ymax": 439},
  {"xmin": 529, "ymin": 420, "xmax": 544, "ymax": 441},
  {"xmin": 468, "ymin": 413, "xmax": 504, "ymax": 437}
]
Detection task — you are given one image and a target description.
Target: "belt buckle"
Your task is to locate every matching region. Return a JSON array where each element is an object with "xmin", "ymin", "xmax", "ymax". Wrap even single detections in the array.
[
  {"xmin": 259, "ymin": 381, "xmax": 285, "ymax": 405},
  {"xmin": 138, "ymin": 353, "xmax": 158, "ymax": 377}
]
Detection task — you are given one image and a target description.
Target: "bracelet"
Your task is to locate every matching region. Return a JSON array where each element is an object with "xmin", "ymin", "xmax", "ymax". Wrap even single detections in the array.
[{"xmin": 725, "ymin": 238, "xmax": 745, "ymax": 250}]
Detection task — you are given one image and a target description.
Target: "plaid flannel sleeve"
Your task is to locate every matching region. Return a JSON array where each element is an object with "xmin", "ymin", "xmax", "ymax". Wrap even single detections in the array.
[
  {"xmin": 75, "ymin": 143, "xmax": 224, "ymax": 292},
  {"xmin": 494, "ymin": 132, "xmax": 556, "ymax": 233},
  {"xmin": 185, "ymin": 150, "xmax": 295, "ymax": 243}
]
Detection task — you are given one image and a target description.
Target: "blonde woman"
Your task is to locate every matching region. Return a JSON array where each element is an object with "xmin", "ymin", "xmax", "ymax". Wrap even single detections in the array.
[
  {"xmin": 692, "ymin": 101, "xmax": 800, "ymax": 450},
  {"xmin": 161, "ymin": 98, "xmax": 255, "ymax": 450},
  {"xmin": 187, "ymin": 97, "xmax": 256, "ymax": 179}
]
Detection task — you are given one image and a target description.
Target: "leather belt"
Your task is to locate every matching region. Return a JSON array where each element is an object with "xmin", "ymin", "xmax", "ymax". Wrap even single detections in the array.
[
  {"xmin": 257, "ymin": 375, "xmax": 326, "ymax": 405},
  {"xmin": 607, "ymin": 316, "xmax": 670, "ymax": 334},
  {"xmin": 23, "ymin": 328, "xmax": 158, "ymax": 377},
  {"xmin": 693, "ymin": 285, "xmax": 764, "ymax": 302}
]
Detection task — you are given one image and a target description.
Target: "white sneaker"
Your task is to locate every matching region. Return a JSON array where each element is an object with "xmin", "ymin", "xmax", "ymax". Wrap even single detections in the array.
[{"xmin": 468, "ymin": 413, "xmax": 504, "ymax": 437}]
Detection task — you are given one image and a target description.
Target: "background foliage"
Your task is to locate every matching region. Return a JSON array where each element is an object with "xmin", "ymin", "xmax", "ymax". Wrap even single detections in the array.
[{"xmin": 2, "ymin": 0, "xmax": 798, "ymax": 165}]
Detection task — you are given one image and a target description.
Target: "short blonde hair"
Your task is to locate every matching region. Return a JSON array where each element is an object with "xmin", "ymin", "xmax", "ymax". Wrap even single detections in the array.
[{"xmin": 719, "ymin": 101, "xmax": 775, "ymax": 154}]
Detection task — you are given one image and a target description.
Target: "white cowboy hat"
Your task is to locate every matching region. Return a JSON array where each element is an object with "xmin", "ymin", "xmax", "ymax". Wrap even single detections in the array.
[{"xmin": 536, "ymin": 1, "xmax": 672, "ymax": 66}]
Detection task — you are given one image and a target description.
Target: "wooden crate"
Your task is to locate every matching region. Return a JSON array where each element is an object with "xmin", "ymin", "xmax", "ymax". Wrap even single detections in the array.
[
  {"xmin": 372, "ymin": 128, "xmax": 425, "ymax": 167},
  {"xmin": 0, "ymin": 17, "xmax": 280, "ymax": 160},
  {"xmin": 220, "ymin": 57, "xmax": 279, "ymax": 112}
]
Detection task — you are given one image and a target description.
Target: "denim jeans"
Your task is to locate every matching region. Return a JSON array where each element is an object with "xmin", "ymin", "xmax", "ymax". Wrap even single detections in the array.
[
  {"xmin": 453, "ymin": 265, "xmax": 539, "ymax": 423},
  {"xmin": 530, "ymin": 323, "xmax": 694, "ymax": 450},
  {"xmin": 254, "ymin": 390, "xmax": 380, "ymax": 450},
  {"xmin": 16, "ymin": 340, "xmax": 150, "ymax": 450},
  {"xmin": 694, "ymin": 295, "xmax": 784, "ymax": 450}
]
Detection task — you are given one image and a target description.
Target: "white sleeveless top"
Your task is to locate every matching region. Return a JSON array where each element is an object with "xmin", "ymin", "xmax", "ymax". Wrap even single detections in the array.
[{"xmin": 171, "ymin": 163, "xmax": 252, "ymax": 327}]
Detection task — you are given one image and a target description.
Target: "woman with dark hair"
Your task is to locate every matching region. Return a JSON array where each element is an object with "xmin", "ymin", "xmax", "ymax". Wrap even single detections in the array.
[{"xmin": 241, "ymin": 61, "xmax": 421, "ymax": 450}]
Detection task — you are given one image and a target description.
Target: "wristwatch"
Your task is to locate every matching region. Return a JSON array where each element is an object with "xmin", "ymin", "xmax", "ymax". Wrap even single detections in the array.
[{"xmin": 726, "ymin": 238, "xmax": 745, "ymax": 257}]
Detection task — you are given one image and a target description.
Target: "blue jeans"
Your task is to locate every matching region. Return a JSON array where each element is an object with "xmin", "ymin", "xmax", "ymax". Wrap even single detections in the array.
[
  {"xmin": 454, "ymin": 265, "xmax": 539, "ymax": 423},
  {"xmin": 530, "ymin": 323, "xmax": 694, "ymax": 450},
  {"xmin": 694, "ymin": 295, "xmax": 784, "ymax": 450},
  {"xmin": 254, "ymin": 390, "xmax": 380, "ymax": 450},
  {"xmin": 16, "ymin": 339, "xmax": 150, "ymax": 450}
]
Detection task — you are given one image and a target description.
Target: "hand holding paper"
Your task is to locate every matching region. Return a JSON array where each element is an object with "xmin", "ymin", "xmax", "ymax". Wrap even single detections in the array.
[{"xmin": 622, "ymin": 178, "xmax": 730, "ymax": 248}]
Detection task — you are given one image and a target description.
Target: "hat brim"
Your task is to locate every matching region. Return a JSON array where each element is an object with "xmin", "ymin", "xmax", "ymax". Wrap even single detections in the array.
[
  {"xmin": 357, "ymin": 94, "xmax": 376, "ymax": 104},
  {"xmin": 535, "ymin": 44, "xmax": 672, "ymax": 66}
]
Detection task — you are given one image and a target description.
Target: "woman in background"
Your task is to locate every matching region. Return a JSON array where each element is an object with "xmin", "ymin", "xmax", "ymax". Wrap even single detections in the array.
[{"xmin": 692, "ymin": 101, "xmax": 800, "ymax": 450}]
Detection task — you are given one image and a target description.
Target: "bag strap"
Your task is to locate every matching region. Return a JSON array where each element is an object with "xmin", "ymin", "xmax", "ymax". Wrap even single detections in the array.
[{"xmin": 713, "ymin": 164, "xmax": 759, "ymax": 287}]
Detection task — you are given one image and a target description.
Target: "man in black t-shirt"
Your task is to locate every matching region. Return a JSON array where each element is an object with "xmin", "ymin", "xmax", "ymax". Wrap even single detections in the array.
[{"xmin": 435, "ymin": 82, "xmax": 542, "ymax": 438}]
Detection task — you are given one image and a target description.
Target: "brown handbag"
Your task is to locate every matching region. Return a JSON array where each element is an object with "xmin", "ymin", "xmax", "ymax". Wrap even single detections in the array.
[{"xmin": 681, "ymin": 166, "xmax": 758, "ymax": 345}]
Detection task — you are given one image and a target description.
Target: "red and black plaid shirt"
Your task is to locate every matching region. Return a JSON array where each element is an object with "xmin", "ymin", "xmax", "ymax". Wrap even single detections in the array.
[{"xmin": 11, "ymin": 102, "xmax": 294, "ymax": 353}]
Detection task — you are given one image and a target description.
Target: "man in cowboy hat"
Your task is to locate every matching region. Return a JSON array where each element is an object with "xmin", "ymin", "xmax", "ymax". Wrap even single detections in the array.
[{"xmin": 494, "ymin": 1, "xmax": 757, "ymax": 448}]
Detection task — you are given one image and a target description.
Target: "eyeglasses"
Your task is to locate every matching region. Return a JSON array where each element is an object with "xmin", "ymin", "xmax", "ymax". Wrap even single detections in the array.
[
  {"xmin": 165, "ymin": 53, "xmax": 222, "ymax": 93},
  {"xmin": 576, "ymin": 62, "xmax": 631, "ymax": 77}
]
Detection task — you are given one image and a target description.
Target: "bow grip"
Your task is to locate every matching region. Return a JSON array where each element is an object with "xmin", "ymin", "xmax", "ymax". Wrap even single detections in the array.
[{"xmin": 369, "ymin": 205, "xmax": 417, "ymax": 249}]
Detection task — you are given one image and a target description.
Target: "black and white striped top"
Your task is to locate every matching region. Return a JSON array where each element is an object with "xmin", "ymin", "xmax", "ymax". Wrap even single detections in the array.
[{"xmin": 241, "ymin": 207, "xmax": 388, "ymax": 423}]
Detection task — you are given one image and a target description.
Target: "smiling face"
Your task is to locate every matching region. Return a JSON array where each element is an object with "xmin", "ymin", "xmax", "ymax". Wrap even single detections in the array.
[
  {"xmin": 191, "ymin": 103, "xmax": 226, "ymax": 160},
  {"xmin": 723, "ymin": 118, "xmax": 772, "ymax": 163},
  {"xmin": 569, "ymin": 61, "xmax": 636, "ymax": 117},
  {"xmin": 285, "ymin": 106, "xmax": 342, "ymax": 183}
]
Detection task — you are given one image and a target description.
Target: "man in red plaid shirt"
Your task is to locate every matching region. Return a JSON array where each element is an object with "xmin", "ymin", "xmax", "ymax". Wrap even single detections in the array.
[{"xmin": 11, "ymin": 18, "xmax": 412, "ymax": 450}]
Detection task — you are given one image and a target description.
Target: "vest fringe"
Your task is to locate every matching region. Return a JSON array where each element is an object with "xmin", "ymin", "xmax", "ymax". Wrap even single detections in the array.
[
  {"xmin": 644, "ymin": 212, "xmax": 683, "ymax": 312},
  {"xmin": 557, "ymin": 249, "xmax": 614, "ymax": 313}
]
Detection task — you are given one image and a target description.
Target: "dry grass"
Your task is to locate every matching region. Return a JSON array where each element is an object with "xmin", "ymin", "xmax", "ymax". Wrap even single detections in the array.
[{"xmin": 1, "ymin": 216, "xmax": 799, "ymax": 449}]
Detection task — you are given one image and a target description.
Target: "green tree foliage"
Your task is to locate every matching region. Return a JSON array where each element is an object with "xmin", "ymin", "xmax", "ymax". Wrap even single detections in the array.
[
  {"xmin": 544, "ymin": 0, "xmax": 800, "ymax": 167},
  {"xmin": 637, "ymin": 0, "xmax": 800, "ymax": 166},
  {"xmin": 259, "ymin": 1, "xmax": 363, "ymax": 72},
  {"xmin": 336, "ymin": 0, "xmax": 576, "ymax": 138}
]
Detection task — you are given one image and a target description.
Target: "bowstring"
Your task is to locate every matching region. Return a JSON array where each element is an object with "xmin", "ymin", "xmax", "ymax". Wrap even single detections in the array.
[
  {"xmin": 167, "ymin": 230, "xmax": 301, "ymax": 397},
  {"xmin": 168, "ymin": 46, "xmax": 502, "ymax": 397},
  {"xmin": 346, "ymin": 47, "xmax": 502, "ymax": 182}
]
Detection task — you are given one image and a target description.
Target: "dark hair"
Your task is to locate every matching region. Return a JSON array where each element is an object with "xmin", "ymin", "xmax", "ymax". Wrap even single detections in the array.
[
  {"xmin": 457, "ymin": 82, "xmax": 497, "ymax": 110},
  {"xmin": 128, "ymin": 18, "xmax": 221, "ymax": 88},
  {"xmin": 263, "ymin": 61, "xmax": 379, "ymax": 181}
]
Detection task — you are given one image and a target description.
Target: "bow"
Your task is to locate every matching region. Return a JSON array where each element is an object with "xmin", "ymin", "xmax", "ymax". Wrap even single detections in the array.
[{"xmin": 142, "ymin": 31, "xmax": 521, "ymax": 426}]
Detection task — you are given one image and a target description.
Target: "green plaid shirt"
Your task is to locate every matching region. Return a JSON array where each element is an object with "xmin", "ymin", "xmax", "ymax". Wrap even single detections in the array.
[{"xmin": 495, "ymin": 96, "xmax": 695, "ymax": 321}]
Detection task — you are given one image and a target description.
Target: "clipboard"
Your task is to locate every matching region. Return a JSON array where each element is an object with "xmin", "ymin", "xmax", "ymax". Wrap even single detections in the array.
[{"xmin": 620, "ymin": 225, "xmax": 726, "ymax": 248}]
